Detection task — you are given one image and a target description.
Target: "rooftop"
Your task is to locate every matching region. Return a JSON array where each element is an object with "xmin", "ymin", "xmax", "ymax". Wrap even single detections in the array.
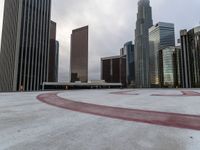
[
  {"xmin": 138, "ymin": 0, "xmax": 150, "ymax": 6},
  {"xmin": 1, "ymin": 89, "xmax": 200, "ymax": 149},
  {"xmin": 72, "ymin": 25, "xmax": 89, "ymax": 33}
]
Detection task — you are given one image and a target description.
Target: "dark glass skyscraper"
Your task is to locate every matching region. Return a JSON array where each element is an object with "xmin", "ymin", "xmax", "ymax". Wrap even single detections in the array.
[
  {"xmin": 180, "ymin": 26, "xmax": 200, "ymax": 88},
  {"xmin": 48, "ymin": 21, "xmax": 59, "ymax": 82},
  {"xmin": 55, "ymin": 41, "xmax": 59, "ymax": 82},
  {"xmin": 135, "ymin": 0, "xmax": 153, "ymax": 88},
  {"xmin": 70, "ymin": 26, "xmax": 88, "ymax": 83},
  {"xmin": 0, "ymin": 0, "xmax": 51, "ymax": 91},
  {"xmin": 124, "ymin": 41, "xmax": 135, "ymax": 86}
]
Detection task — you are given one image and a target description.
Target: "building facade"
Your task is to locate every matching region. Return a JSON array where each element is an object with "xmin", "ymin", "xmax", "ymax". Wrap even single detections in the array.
[
  {"xmin": 48, "ymin": 21, "xmax": 59, "ymax": 82},
  {"xmin": 159, "ymin": 46, "xmax": 181, "ymax": 88},
  {"xmin": 149, "ymin": 22, "xmax": 175, "ymax": 87},
  {"xmin": 55, "ymin": 41, "xmax": 59, "ymax": 82},
  {"xmin": 180, "ymin": 30, "xmax": 191, "ymax": 88},
  {"xmin": 120, "ymin": 47, "xmax": 126, "ymax": 56},
  {"xmin": 180, "ymin": 26, "xmax": 200, "ymax": 88},
  {"xmin": 124, "ymin": 41, "xmax": 135, "ymax": 86},
  {"xmin": 0, "ymin": 0, "xmax": 51, "ymax": 91},
  {"xmin": 173, "ymin": 46, "xmax": 182, "ymax": 88},
  {"xmin": 135, "ymin": 0, "xmax": 153, "ymax": 88},
  {"xmin": 70, "ymin": 26, "xmax": 88, "ymax": 83},
  {"xmin": 101, "ymin": 55, "xmax": 126, "ymax": 86}
]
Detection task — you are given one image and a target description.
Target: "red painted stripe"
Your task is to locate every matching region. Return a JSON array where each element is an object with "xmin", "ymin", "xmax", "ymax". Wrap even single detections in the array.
[
  {"xmin": 37, "ymin": 92, "xmax": 200, "ymax": 131},
  {"xmin": 152, "ymin": 91, "xmax": 200, "ymax": 96}
]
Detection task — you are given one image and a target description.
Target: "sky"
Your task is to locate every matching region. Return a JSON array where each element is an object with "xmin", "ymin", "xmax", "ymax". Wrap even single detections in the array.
[{"xmin": 0, "ymin": 0, "xmax": 199, "ymax": 82}]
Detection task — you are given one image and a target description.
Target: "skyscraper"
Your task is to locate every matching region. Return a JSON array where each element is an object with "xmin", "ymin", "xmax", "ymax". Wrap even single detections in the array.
[
  {"xmin": 180, "ymin": 30, "xmax": 191, "ymax": 88},
  {"xmin": 0, "ymin": 0, "xmax": 51, "ymax": 91},
  {"xmin": 124, "ymin": 41, "xmax": 135, "ymax": 86},
  {"xmin": 173, "ymin": 46, "xmax": 182, "ymax": 88},
  {"xmin": 149, "ymin": 22, "xmax": 175, "ymax": 87},
  {"xmin": 48, "ymin": 21, "xmax": 59, "ymax": 82},
  {"xmin": 135, "ymin": 0, "xmax": 153, "ymax": 88},
  {"xmin": 55, "ymin": 41, "xmax": 59, "ymax": 82},
  {"xmin": 70, "ymin": 26, "xmax": 88, "ymax": 83},
  {"xmin": 180, "ymin": 26, "xmax": 200, "ymax": 88},
  {"xmin": 159, "ymin": 46, "xmax": 181, "ymax": 88}
]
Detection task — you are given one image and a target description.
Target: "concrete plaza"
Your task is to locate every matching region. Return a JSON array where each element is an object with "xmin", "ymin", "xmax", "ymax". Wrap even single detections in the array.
[{"xmin": 0, "ymin": 89, "xmax": 200, "ymax": 150}]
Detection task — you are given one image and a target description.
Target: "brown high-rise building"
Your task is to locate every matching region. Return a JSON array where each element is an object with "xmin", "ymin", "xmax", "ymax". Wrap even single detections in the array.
[
  {"xmin": 70, "ymin": 26, "xmax": 88, "ymax": 83},
  {"xmin": 48, "ymin": 21, "xmax": 59, "ymax": 82}
]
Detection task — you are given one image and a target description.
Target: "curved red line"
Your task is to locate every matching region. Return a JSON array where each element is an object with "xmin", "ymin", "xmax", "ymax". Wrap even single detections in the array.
[
  {"xmin": 37, "ymin": 92, "xmax": 200, "ymax": 131},
  {"xmin": 152, "ymin": 91, "xmax": 200, "ymax": 97}
]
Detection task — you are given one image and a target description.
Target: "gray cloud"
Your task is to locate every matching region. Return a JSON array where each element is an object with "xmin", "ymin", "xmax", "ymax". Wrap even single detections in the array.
[{"xmin": 0, "ymin": 0, "xmax": 200, "ymax": 81}]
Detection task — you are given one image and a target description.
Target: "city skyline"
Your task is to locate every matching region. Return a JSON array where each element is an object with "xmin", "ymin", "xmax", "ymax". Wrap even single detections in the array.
[{"xmin": 0, "ymin": 0, "xmax": 200, "ymax": 82}]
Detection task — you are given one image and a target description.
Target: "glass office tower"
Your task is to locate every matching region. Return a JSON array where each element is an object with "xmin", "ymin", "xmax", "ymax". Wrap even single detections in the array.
[
  {"xmin": 149, "ymin": 22, "xmax": 175, "ymax": 87},
  {"xmin": 70, "ymin": 26, "xmax": 88, "ymax": 83},
  {"xmin": 124, "ymin": 41, "xmax": 135, "ymax": 86},
  {"xmin": 0, "ymin": 0, "xmax": 51, "ymax": 91},
  {"xmin": 55, "ymin": 41, "xmax": 59, "ymax": 82},
  {"xmin": 48, "ymin": 21, "xmax": 59, "ymax": 82},
  {"xmin": 159, "ymin": 46, "xmax": 181, "ymax": 88},
  {"xmin": 180, "ymin": 26, "xmax": 200, "ymax": 88},
  {"xmin": 159, "ymin": 47, "xmax": 175, "ymax": 87},
  {"xmin": 174, "ymin": 47, "xmax": 182, "ymax": 88},
  {"xmin": 135, "ymin": 0, "xmax": 153, "ymax": 88}
]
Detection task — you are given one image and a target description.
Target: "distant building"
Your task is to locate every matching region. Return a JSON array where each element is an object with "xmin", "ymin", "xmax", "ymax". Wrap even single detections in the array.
[
  {"xmin": 149, "ymin": 22, "xmax": 175, "ymax": 87},
  {"xmin": 180, "ymin": 27, "xmax": 200, "ymax": 88},
  {"xmin": 55, "ymin": 41, "xmax": 59, "ymax": 82},
  {"xmin": 0, "ymin": 0, "xmax": 51, "ymax": 91},
  {"xmin": 70, "ymin": 26, "xmax": 88, "ymax": 83},
  {"xmin": 120, "ymin": 48, "xmax": 125, "ymax": 56},
  {"xmin": 135, "ymin": 0, "xmax": 153, "ymax": 88},
  {"xmin": 48, "ymin": 21, "xmax": 59, "ymax": 82},
  {"xmin": 159, "ymin": 46, "xmax": 181, "ymax": 88},
  {"xmin": 124, "ymin": 41, "xmax": 135, "ymax": 86},
  {"xmin": 173, "ymin": 46, "xmax": 182, "ymax": 88},
  {"xmin": 101, "ymin": 55, "xmax": 126, "ymax": 86}
]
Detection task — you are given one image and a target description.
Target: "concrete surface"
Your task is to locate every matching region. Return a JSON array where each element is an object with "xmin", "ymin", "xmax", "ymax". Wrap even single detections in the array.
[{"xmin": 0, "ymin": 89, "xmax": 200, "ymax": 150}]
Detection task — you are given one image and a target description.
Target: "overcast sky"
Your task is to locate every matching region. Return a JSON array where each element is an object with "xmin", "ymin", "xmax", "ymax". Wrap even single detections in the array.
[{"xmin": 0, "ymin": 0, "xmax": 199, "ymax": 82}]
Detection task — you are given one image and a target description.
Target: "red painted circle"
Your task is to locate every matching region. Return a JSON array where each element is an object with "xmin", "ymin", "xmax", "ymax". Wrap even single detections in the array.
[{"xmin": 37, "ymin": 92, "xmax": 200, "ymax": 131}]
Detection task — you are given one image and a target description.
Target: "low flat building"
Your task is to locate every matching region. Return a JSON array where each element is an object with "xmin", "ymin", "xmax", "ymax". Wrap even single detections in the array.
[
  {"xmin": 42, "ymin": 82, "xmax": 122, "ymax": 90},
  {"xmin": 101, "ymin": 55, "xmax": 126, "ymax": 87}
]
